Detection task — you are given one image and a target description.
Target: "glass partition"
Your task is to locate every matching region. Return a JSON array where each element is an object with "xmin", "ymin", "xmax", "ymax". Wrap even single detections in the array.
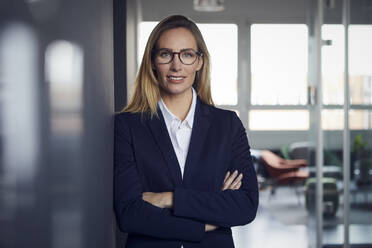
[
  {"xmin": 348, "ymin": 20, "xmax": 372, "ymax": 245},
  {"xmin": 320, "ymin": 1, "xmax": 372, "ymax": 246}
]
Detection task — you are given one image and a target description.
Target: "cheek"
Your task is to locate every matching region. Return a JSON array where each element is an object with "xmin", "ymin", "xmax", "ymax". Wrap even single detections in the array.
[
  {"xmin": 155, "ymin": 66, "xmax": 168, "ymax": 79},
  {"xmin": 187, "ymin": 67, "xmax": 198, "ymax": 78}
]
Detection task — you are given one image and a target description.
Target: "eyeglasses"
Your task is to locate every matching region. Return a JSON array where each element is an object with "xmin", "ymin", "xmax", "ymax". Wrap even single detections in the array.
[{"xmin": 153, "ymin": 48, "xmax": 202, "ymax": 65}]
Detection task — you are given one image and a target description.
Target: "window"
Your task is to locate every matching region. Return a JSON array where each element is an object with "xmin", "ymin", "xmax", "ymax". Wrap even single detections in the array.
[
  {"xmin": 138, "ymin": 22, "xmax": 372, "ymax": 131},
  {"xmin": 321, "ymin": 24, "xmax": 372, "ymax": 130},
  {"xmin": 349, "ymin": 25, "xmax": 372, "ymax": 105},
  {"xmin": 251, "ymin": 24, "xmax": 308, "ymax": 106},
  {"xmin": 250, "ymin": 110, "xmax": 309, "ymax": 130},
  {"xmin": 250, "ymin": 24, "xmax": 308, "ymax": 130},
  {"xmin": 322, "ymin": 109, "xmax": 344, "ymax": 130},
  {"xmin": 322, "ymin": 25, "xmax": 345, "ymax": 105}
]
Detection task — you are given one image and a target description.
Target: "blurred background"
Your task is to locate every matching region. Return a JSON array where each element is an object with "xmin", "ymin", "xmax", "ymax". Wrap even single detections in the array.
[{"xmin": 1, "ymin": 0, "xmax": 371, "ymax": 247}]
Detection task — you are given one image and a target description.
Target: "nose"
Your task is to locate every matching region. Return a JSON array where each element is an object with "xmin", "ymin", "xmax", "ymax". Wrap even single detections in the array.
[{"xmin": 170, "ymin": 54, "xmax": 182, "ymax": 71}]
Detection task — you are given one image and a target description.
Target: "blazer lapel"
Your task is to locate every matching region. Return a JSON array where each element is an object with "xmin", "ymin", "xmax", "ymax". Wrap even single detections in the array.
[
  {"xmin": 146, "ymin": 109, "xmax": 183, "ymax": 187},
  {"xmin": 183, "ymin": 99, "xmax": 211, "ymax": 185}
]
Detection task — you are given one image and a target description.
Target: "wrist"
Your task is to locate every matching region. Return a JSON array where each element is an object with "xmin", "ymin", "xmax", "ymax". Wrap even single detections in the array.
[{"xmin": 163, "ymin": 192, "xmax": 173, "ymax": 208}]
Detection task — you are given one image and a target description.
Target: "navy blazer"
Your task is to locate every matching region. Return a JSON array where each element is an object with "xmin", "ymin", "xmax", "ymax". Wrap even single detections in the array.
[{"xmin": 114, "ymin": 98, "xmax": 258, "ymax": 248}]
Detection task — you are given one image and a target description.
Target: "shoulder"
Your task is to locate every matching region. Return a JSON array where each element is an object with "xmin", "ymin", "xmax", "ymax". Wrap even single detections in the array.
[
  {"xmin": 199, "ymin": 101, "xmax": 238, "ymax": 124},
  {"xmin": 114, "ymin": 111, "xmax": 151, "ymax": 141},
  {"xmin": 198, "ymin": 102, "xmax": 244, "ymax": 134},
  {"xmin": 115, "ymin": 111, "xmax": 134, "ymax": 125},
  {"xmin": 115, "ymin": 111, "xmax": 150, "ymax": 121},
  {"xmin": 114, "ymin": 111, "xmax": 149, "ymax": 130},
  {"xmin": 115, "ymin": 111, "xmax": 137, "ymax": 121},
  {"xmin": 200, "ymin": 101, "xmax": 235, "ymax": 117}
]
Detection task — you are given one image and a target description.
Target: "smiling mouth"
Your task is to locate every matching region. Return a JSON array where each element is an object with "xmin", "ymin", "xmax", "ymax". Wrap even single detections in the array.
[{"xmin": 167, "ymin": 76, "xmax": 185, "ymax": 80}]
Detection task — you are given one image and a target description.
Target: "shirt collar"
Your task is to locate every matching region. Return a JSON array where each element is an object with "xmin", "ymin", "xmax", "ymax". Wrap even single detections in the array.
[
  {"xmin": 184, "ymin": 87, "xmax": 197, "ymax": 128},
  {"xmin": 158, "ymin": 87, "xmax": 197, "ymax": 129}
]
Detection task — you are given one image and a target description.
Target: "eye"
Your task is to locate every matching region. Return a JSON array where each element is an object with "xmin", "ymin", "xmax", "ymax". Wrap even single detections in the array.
[
  {"xmin": 159, "ymin": 51, "xmax": 171, "ymax": 58},
  {"xmin": 181, "ymin": 51, "xmax": 195, "ymax": 58},
  {"xmin": 157, "ymin": 49, "xmax": 172, "ymax": 59}
]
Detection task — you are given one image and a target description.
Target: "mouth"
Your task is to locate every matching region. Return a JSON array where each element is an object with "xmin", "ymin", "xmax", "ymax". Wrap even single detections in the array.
[{"xmin": 167, "ymin": 75, "xmax": 186, "ymax": 83}]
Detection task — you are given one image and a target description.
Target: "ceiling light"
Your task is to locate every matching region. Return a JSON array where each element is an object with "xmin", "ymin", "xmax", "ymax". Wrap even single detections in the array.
[{"xmin": 193, "ymin": 0, "xmax": 225, "ymax": 12}]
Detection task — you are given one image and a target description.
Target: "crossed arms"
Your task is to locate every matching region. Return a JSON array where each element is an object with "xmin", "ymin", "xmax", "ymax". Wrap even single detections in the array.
[
  {"xmin": 142, "ymin": 170, "xmax": 243, "ymax": 232},
  {"xmin": 114, "ymin": 113, "xmax": 259, "ymax": 242}
]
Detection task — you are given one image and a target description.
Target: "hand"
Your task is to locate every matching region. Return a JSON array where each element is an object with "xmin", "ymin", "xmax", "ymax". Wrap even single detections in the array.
[
  {"xmin": 221, "ymin": 170, "xmax": 243, "ymax": 191},
  {"xmin": 205, "ymin": 224, "xmax": 218, "ymax": 232},
  {"xmin": 142, "ymin": 192, "xmax": 173, "ymax": 208}
]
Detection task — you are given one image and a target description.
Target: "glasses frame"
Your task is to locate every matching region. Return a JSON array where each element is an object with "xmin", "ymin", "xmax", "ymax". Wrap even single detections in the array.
[{"xmin": 153, "ymin": 48, "xmax": 202, "ymax": 65}]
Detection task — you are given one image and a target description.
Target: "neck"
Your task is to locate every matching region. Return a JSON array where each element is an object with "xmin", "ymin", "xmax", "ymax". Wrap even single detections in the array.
[{"xmin": 161, "ymin": 88, "xmax": 193, "ymax": 121}]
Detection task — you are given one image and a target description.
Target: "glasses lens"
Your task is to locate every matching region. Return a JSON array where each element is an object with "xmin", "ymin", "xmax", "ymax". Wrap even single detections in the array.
[
  {"xmin": 156, "ymin": 49, "xmax": 172, "ymax": 64},
  {"xmin": 180, "ymin": 50, "xmax": 197, "ymax": 65},
  {"xmin": 155, "ymin": 49, "xmax": 199, "ymax": 64}
]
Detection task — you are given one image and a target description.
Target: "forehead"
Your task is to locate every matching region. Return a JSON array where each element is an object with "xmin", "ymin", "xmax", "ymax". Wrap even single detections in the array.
[{"xmin": 156, "ymin": 27, "xmax": 198, "ymax": 50}]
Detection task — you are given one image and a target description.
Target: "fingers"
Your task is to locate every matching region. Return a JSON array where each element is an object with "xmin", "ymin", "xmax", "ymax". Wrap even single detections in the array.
[
  {"xmin": 142, "ymin": 192, "xmax": 152, "ymax": 202},
  {"xmin": 222, "ymin": 171, "xmax": 237, "ymax": 190},
  {"xmin": 222, "ymin": 170, "xmax": 243, "ymax": 191},
  {"xmin": 230, "ymin": 173, "xmax": 243, "ymax": 189},
  {"xmin": 236, "ymin": 181, "xmax": 242, "ymax": 189},
  {"xmin": 223, "ymin": 171, "xmax": 230, "ymax": 184},
  {"xmin": 205, "ymin": 224, "xmax": 219, "ymax": 232}
]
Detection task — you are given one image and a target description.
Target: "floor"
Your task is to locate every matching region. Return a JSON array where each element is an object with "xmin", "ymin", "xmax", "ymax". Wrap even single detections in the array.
[
  {"xmin": 232, "ymin": 207, "xmax": 308, "ymax": 248},
  {"xmin": 231, "ymin": 186, "xmax": 372, "ymax": 248}
]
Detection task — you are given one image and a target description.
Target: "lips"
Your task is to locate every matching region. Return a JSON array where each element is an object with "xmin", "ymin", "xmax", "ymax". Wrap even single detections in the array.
[
  {"xmin": 167, "ymin": 75, "xmax": 185, "ymax": 83},
  {"xmin": 169, "ymin": 76, "xmax": 183, "ymax": 80}
]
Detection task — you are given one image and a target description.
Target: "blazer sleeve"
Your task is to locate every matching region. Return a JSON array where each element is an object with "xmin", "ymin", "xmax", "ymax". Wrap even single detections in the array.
[
  {"xmin": 114, "ymin": 114, "xmax": 205, "ymax": 242},
  {"xmin": 173, "ymin": 112, "xmax": 259, "ymax": 228}
]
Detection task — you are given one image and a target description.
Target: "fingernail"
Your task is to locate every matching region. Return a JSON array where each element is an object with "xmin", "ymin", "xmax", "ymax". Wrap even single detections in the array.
[{"xmin": 234, "ymin": 170, "xmax": 238, "ymax": 174}]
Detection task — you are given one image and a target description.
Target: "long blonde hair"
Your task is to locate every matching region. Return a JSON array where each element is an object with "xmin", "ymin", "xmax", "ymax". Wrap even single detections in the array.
[{"xmin": 123, "ymin": 15, "xmax": 214, "ymax": 116}]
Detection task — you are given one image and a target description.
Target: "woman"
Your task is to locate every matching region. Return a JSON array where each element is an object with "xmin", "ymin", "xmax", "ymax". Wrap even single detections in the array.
[{"xmin": 114, "ymin": 15, "xmax": 258, "ymax": 248}]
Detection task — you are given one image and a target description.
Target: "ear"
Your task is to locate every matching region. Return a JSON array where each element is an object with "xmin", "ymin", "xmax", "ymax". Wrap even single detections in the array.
[{"xmin": 196, "ymin": 54, "xmax": 204, "ymax": 71}]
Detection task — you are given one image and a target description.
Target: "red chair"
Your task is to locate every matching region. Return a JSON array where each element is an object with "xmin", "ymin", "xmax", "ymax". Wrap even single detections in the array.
[{"xmin": 260, "ymin": 150, "xmax": 309, "ymax": 199}]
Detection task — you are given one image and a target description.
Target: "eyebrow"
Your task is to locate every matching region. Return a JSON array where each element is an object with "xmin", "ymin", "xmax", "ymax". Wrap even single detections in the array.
[{"xmin": 156, "ymin": 48, "xmax": 197, "ymax": 51}]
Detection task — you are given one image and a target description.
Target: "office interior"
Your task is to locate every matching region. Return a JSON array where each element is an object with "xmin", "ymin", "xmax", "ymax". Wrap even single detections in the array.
[{"xmin": 0, "ymin": 0, "xmax": 371, "ymax": 247}]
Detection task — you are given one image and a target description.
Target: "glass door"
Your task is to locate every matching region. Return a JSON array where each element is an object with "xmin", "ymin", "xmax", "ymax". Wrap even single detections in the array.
[
  {"xmin": 320, "ymin": 3, "xmax": 346, "ymax": 247},
  {"xmin": 308, "ymin": 0, "xmax": 346, "ymax": 247},
  {"xmin": 311, "ymin": 0, "xmax": 372, "ymax": 247},
  {"xmin": 348, "ymin": 0, "xmax": 372, "ymax": 245}
]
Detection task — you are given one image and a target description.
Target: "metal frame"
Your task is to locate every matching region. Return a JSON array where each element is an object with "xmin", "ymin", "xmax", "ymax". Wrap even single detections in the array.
[
  {"xmin": 315, "ymin": 1, "xmax": 324, "ymax": 247},
  {"xmin": 342, "ymin": 0, "xmax": 351, "ymax": 247}
]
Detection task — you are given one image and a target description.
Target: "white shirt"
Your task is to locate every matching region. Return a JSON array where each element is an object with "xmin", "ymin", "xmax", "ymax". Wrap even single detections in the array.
[{"xmin": 158, "ymin": 87, "xmax": 197, "ymax": 178}]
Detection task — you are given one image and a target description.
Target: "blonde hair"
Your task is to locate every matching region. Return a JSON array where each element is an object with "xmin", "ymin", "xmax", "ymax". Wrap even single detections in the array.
[{"xmin": 123, "ymin": 15, "xmax": 214, "ymax": 116}]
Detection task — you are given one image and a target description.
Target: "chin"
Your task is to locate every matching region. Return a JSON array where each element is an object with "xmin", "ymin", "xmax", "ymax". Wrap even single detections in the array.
[{"xmin": 163, "ymin": 83, "xmax": 192, "ymax": 97}]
